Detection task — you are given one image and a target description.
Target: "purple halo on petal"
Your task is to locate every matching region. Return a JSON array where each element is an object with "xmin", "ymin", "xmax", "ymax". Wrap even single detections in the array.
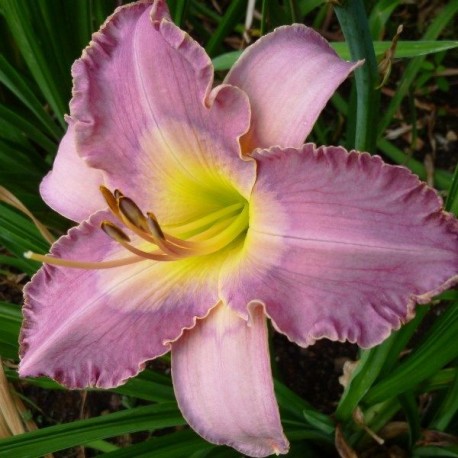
[{"xmin": 20, "ymin": 210, "xmax": 220, "ymax": 388}]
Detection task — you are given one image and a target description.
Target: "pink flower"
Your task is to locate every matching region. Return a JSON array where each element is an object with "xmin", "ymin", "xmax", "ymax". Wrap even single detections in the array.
[{"xmin": 19, "ymin": 1, "xmax": 458, "ymax": 456}]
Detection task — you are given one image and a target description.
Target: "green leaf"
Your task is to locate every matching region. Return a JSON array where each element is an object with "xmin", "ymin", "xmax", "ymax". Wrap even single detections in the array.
[
  {"xmin": 298, "ymin": 0, "xmax": 325, "ymax": 17},
  {"xmin": 0, "ymin": 302, "xmax": 21, "ymax": 355},
  {"xmin": 332, "ymin": 40, "xmax": 458, "ymax": 61},
  {"xmin": 377, "ymin": 306, "xmax": 429, "ymax": 376},
  {"xmin": 377, "ymin": 1, "xmax": 458, "ymax": 137},
  {"xmin": 399, "ymin": 391, "xmax": 421, "ymax": 446},
  {"xmin": 422, "ymin": 368, "xmax": 458, "ymax": 393},
  {"xmin": 213, "ymin": 51, "xmax": 242, "ymax": 71},
  {"xmin": 0, "ymin": 55, "xmax": 61, "ymax": 139},
  {"xmin": 204, "ymin": 0, "xmax": 246, "ymax": 57},
  {"xmin": 102, "ymin": 429, "xmax": 214, "ymax": 458},
  {"xmin": 212, "ymin": 41, "xmax": 458, "ymax": 72},
  {"xmin": 6, "ymin": 366, "xmax": 175, "ymax": 404},
  {"xmin": 364, "ymin": 303, "xmax": 458, "ymax": 405},
  {"xmin": 429, "ymin": 368, "xmax": 458, "ymax": 431},
  {"xmin": 350, "ymin": 398, "xmax": 400, "ymax": 449},
  {"xmin": 302, "ymin": 408, "xmax": 335, "ymax": 435},
  {"xmin": 335, "ymin": 336, "xmax": 396, "ymax": 422},
  {"xmin": 168, "ymin": 0, "xmax": 190, "ymax": 27},
  {"xmin": 274, "ymin": 379, "xmax": 311, "ymax": 421},
  {"xmin": 112, "ymin": 370, "xmax": 175, "ymax": 403},
  {"xmin": 84, "ymin": 439, "xmax": 119, "ymax": 453},
  {"xmin": 413, "ymin": 445, "xmax": 458, "ymax": 457},
  {"xmin": 0, "ymin": 104, "xmax": 56, "ymax": 155},
  {"xmin": 368, "ymin": 0, "xmax": 401, "ymax": 39},
  {"xmin": 334, "ymin": 0, "xmax": 380, "ymax": 153},
  {"xmin": 0, "ymin": 403, "xmax": 185, "ymax": 458},
  {"xmin": 1, "ymin": 1, "xmax": 84, "ymax": 124},
  {"xmin": 445, "ymin": 163, "xmax": 458, "ymax": 215},
  {"xmin": 0, "ymin": 204, "xmax": 49, "ymax": 275}
]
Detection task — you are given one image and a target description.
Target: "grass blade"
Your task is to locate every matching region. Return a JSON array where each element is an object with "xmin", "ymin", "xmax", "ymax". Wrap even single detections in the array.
[
  {"xmin": 0, "ymin": 403, "xmax": 184, "ymax": 458},
  {"xmin": 364, "ymin": 303, "xmax": 458, "ymax": 404},
  {"xmin": 205, "ymin": 0, "xmax": 246, "ymax": 57},
  {"xmin": 377, "ymin": 1, "xmax": 458, "ymax": 137},
  {"xmin": 445, "ymin": 164, "xmax": 458, "ymax": 215},
  {"xmin": 0, "ymin": 55, "xmax": 61, "ymax": 139}
]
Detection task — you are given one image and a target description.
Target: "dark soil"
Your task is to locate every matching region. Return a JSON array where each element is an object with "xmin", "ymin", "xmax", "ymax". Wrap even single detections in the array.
[{"xmin": 273, "ymin": 334, "xmax": 358, "ymax": 414}]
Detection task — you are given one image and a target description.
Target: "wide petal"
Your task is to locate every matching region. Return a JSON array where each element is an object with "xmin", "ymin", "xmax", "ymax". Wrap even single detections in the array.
[
  {"xmin": 220, "ymin": 145, "xmax": 458, "ymax": 348},
  {"xmin": 225, "ymin": 25, "xmax": 361, "ymax": 152},
  {"xmin": 40, "ymin": 121, "xmax": 105, "ymax": 222},
  {"xmin": 70, "ymin": 0, "xmax": 254, "ymax": 221},
  {"xmin": 19, "ymin": 210, "xmax": 221, "ymax": 388},
  {"xmin": 171, "ymin": 304, "xmax": 288, "ymax": 457}
]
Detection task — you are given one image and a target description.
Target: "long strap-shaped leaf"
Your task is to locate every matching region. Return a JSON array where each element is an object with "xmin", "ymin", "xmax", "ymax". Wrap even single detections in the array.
[{"xmin": 0, "ymin": 403, "xmax": 184, "ymax": 458}]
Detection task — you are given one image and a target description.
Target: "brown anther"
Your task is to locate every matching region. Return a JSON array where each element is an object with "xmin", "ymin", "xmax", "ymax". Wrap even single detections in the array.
[
  {"xmin": 146, "ymin": 212, "xmax": 165, "ymax": 240},
  {"xmin": 99, "ymin": 186, "xmax": 119, "ymax": 215},
  {"xmin": 118, "ymin": 197, "xmax": 148, "ymax": 231},
  {"xmin": 114, "ymin": 189, "xmax": 124, "ymax": 199},
  {"xmin": 101, "ymin": 221, "xmax": 131, "ymax": 243}
]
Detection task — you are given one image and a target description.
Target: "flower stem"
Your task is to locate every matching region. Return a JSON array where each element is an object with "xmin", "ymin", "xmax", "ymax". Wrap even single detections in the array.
[{"xmin": 334, "ymin": 0, "xmax": 380, "ymax": 153}]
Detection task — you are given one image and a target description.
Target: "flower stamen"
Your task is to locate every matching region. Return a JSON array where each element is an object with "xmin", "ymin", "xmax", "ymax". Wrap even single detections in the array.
[
  {"xmin": 24, "ymin": 251, "xmax": 144, "ymax": 269},
  {"xmin": 102, "ymin": 190, "xmax": 249, "ymax": 259},
  {"xmin": 146, "ymin": 213, "xmax": 165, "ymax": 240},
  {"xmin": 118, "ymin": 196, "xmax": 149, "ymax": 233},
  {"xmin": 27, "ymin": 187, "xmax": 249, "ymax": 269},
  {"xmin": 99, "ymin": 185, "xmax": 120, "ymax": 217},
  {"xmin": 100, "ymin": 220, "xmax": 131, "ymax": 243},
  {"xmin": 144, "ymin": 212, "xmax": 185, "ymax": 257}
]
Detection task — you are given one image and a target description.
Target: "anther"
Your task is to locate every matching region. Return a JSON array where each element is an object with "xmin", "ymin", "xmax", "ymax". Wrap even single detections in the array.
[
  {"xmin": 146, "ymin": 212, "xmax": 165, "ymax": 240},
  {"xmin": 101, "ymin": 221, "xmax": 131, "ymax": 242},
  {"xmin": 100, "ymin": 185, "xmax": 119, "ymax": 215},
  {"xmin": 114, "ymin": 189, "xmax": 124, "ymax": 199},
  {"xmin": 118, "ymin": 197, "xmax": 149, "ymax": 232}
]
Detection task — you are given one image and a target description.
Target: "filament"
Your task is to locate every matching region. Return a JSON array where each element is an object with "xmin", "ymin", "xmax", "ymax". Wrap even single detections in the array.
[
  {"xmin": 27, "ymin": 187, "xmax": 249, "ymax": 269},
  {"xmin": 24, "ymin": 251, "xmax": 145, "ymax": 269}
]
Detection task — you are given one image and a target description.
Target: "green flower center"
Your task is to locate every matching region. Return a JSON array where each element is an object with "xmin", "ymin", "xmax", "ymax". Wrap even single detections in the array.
[
  {"xmin": 97, "ymin": 185, "xmax": 249, "ymax": 263},
  {"xmin": 25, "ymin": 186, "xmax": 250, "ymax": 270}
]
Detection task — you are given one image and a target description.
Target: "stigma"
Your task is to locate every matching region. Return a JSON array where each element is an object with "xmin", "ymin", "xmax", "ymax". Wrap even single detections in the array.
[{"xmin": 25, "ymin": 186, "xmax": 249, "ymax": 269}]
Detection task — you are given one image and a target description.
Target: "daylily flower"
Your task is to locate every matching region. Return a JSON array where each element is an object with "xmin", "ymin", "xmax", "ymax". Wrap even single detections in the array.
[{"xmin": 19, "ymin": 1, "xmax": 458, "ymax": 456}]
